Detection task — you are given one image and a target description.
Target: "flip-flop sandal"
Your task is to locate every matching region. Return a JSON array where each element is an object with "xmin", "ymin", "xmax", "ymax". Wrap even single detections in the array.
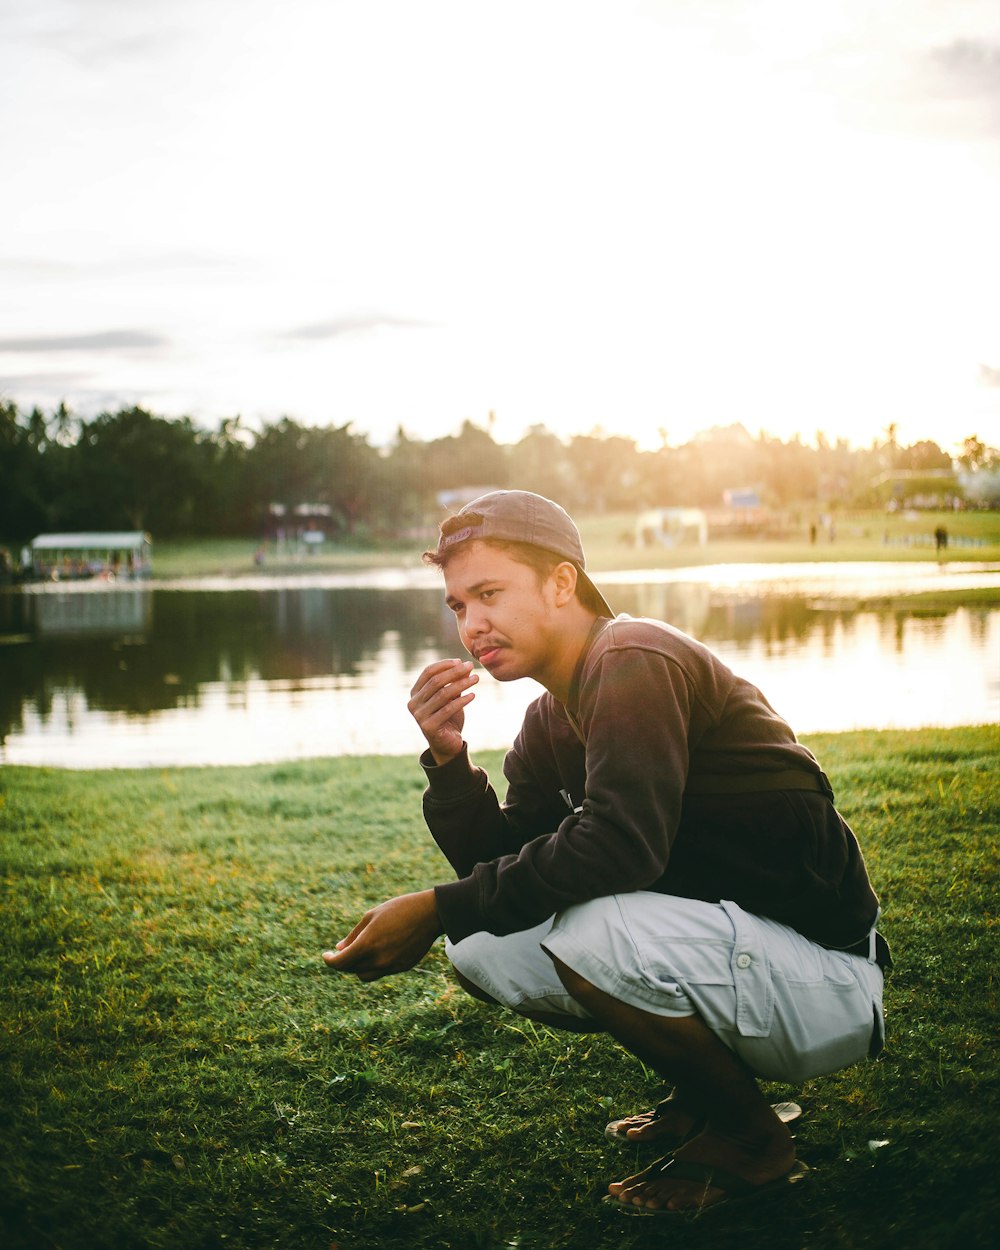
[
  {"xmin": 604, "ymin": 1101, "xmax": 704, "ymax": 1147},
  {"xmin": 605, "ymin": 1157, "xmax": 810, "ymax": 1218},
  {"xmin": 604, "ymin": 1099, "xmax": 802, "ymax": 1145}
]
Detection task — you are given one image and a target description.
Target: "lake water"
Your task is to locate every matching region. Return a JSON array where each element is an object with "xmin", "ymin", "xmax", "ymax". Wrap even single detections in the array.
[{"xmin": 1, "ymin": 562, "xmax": 997, "ymax": 768}]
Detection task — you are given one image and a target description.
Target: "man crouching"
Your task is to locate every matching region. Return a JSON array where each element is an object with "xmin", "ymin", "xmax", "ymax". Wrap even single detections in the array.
[{"xmin": 324, "ymin": 490, "xmax": 889, "ymax": 1215}]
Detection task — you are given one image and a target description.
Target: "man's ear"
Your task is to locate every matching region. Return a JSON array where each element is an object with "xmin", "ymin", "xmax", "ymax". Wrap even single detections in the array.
[{"xmin": 551, "ymin": 561, "xmax": 579, "ymax": 607}]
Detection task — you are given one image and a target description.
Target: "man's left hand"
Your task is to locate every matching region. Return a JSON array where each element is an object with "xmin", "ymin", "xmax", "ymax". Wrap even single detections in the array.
[{"xmin": 322, "ymin": 889, "xmax": 443, "ymax": 981}]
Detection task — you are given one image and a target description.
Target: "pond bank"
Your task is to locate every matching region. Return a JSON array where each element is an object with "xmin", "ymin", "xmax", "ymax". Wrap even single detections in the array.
[
  {"xmin": 14, "ymin": 558, "xmax": 1000, "ymax": 601},
  {"xmin": 144, "ymin": 509, "xmax": 1000, "ymax": 581}
]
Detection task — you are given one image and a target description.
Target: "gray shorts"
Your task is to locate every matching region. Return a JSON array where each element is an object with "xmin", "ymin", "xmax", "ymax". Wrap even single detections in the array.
[{"xmin": 445, "ymin": 892, "xmax": 885, "ymax": 1083}]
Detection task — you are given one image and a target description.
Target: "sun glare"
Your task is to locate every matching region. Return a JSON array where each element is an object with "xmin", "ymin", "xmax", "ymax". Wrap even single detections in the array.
[{"xmin": 2, "ymin": 0, "xmax": 998, "ymax": 451}]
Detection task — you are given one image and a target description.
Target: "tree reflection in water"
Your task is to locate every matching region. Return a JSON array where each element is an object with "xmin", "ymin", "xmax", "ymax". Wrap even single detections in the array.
[{"xmin": 0, "ymin": 579, "xmax": 996, "ymax": 766}]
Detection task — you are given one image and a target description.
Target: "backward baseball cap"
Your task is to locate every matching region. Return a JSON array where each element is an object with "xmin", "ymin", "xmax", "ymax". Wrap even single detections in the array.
[{"xmin": 435, "ymin": 489, "xmax": 614, "ymax": 618}]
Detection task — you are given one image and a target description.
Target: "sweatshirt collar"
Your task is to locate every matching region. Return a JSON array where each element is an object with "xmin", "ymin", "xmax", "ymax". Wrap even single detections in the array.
[{"xmin": 565, "ymin": 614, "xmax": 615, "ymax": 718}]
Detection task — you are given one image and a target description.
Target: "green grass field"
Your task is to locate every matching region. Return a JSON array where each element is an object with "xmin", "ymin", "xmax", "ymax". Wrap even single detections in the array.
[
  {"xmin": 147, "ymin": 508, "xmax": 1000, "ymax": 580},
  {"xmin": 1, "ymin": 725, "xmax": 998, "ymax": 1249},
  {"xmin": 579, "ymin": 507, "xmax": 1000, "ymax": 570}
]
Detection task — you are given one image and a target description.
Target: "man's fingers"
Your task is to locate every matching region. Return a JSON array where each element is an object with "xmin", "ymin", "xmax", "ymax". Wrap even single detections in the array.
[
  {"xmin": 323, "ymin": 938, "xmax": 371, "ymax": 972},
  {"xmin": 408, "ymin": 657, "xmax": 463, "ymax": 693},
  {"xmin": 337, "ymin": 911, "xmax": 373, "ymax": 949},
  {"xmin": 322, "ymin": 907, "xmax": 396, "ymax": 974},
  {"xmin": 407, "ymin": 662, "xmax": 478, "ymax": 756},
  {"xmin": 412, "ymin": 689, "xmax": 475, "ymax": 734},
  {"xmin": 407, "ymin": 660, "xmax": 455, "ymax": 702},
  {"xmin": 407, "ymin": 685, "xmax": 474, "ymax": 725},
  {"xmin": 322, "ymin": 891, "xmax": 442, "ymax": 983},
  {"xmin": 322, "ymin": 911, "xmax": 375, "ymax": 968},
  {"xmin": 409, "ymin": 659, "xmax": 475, "ymax": 705},
  {"xmin": 322, "ymin": 939, "xmax": 393, "ymax": 980}
]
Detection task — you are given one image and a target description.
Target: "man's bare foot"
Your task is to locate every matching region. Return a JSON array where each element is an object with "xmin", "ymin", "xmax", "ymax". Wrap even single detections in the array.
[
  {"xmin": 604, "ymin": 1094, "xmax": 701, "ymax": 1145},
  {"xmin": 607, "ymin": 1121, "xmax": 798, "ymax": 1213},
  {"xmin": 605, "ymin": 1096, "xmax": 801, "ymax": 1147}
]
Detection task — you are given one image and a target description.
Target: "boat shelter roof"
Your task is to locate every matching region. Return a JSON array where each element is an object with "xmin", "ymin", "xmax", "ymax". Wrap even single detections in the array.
[{"xmin": 31, "ymin": 531, "xmax": 151, "ymax": 552}]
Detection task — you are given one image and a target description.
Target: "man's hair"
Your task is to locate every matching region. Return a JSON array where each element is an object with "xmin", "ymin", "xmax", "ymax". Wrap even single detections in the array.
[{"xmin": 423, "ymin": 513, "xmax": 605, "ymax": 614}]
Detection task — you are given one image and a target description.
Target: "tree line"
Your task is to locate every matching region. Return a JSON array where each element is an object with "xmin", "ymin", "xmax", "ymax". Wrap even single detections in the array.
[{"xmin": 1, "ymin": 399, "xmax": 997, "ymax": 543}]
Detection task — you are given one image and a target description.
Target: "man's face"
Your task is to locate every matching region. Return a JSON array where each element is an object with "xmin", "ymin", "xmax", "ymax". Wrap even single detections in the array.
[{"xmin": 442, "ymin": 541, "xmax": 565, "ymax": 685}]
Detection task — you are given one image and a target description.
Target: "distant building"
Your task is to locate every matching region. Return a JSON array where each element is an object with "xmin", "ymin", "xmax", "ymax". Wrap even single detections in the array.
[
  {"xmin": 29, "ymin": 531, "xmax": 151, "ymax": 581},
  {"xmin": 268, "ymin": 502, "xmax": 335, "ymax": 546},
  {"xmin": 635, "ymin": 508, "xmax": 708, "ymax": 547},
  {"xmin": 722, "ymin": 488, "xmax": 761, "ymax": 510},
  {"xmin": 705, "ymin": 488, "xmax": 793, "ymax": 539}
]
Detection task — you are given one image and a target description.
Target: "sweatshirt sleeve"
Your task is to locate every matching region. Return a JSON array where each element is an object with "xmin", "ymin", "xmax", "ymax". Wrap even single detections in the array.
[
  {"xmin": 421, "ymin": 726, "xmax": 569, "ymax": 879},
  {"xmin": 419, "ymin": 745, "xmax": 511, "ymax": 879},
  {"xmin": 434, "ymin": 645, "xmax": 696, "ymax": 944}
]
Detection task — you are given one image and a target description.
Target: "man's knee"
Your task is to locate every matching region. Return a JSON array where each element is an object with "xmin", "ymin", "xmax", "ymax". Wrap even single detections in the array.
[
  {"xmin": 550, "ymin": 952, "xmax": 666, "ymax": 1022},
  {"xmin": 453, "ymin": 961, "xmax": 596, "ymax": 1032},
  {"xmin": 550, "ymin": 953, "xmax": 603, "ymax": 1009},
  {"xmin": 452, "ymin": 966, "xmax": 500, "ymax": 1006}
]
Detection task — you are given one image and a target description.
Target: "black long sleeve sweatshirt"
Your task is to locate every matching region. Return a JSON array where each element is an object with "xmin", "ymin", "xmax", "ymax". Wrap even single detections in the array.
[{"xmin": 426, "ymin": 615, "xmax": 879, "ymax": 949}]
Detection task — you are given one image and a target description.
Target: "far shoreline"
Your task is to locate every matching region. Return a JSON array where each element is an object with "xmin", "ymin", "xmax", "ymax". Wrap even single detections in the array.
[
  {"xmin": 15, "ymin": 554, "xmax": 1000, "ymax": 611},
  {"xmin": 147, "ymin": 507, "xmax": 1000, "ymax": 581}
]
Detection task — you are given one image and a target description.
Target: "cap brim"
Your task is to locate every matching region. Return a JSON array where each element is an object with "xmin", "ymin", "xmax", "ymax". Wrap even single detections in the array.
[{"xmin": 577, "ymin": 567, "xmax": 615, "ymax": 618}]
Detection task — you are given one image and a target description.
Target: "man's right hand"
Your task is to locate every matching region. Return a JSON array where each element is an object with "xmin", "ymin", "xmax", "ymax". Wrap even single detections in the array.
[{"xmin": 408, "ymin": 658, "xmax": 479, "ymax": 764}]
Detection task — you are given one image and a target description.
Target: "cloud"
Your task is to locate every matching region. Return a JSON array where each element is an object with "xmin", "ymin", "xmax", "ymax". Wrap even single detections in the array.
[
  {"xmin": 0, "ymin": 331, "xmax": 168, "ymax": 353},
  {"xmin": 281, "ymin": 315, "xmax": 436, "ymax": 342},
  {"xmin": 0, "ymin": 252, "xmax": 247, "ymax": 280},
  {"xmin": 896, "ymin": 30, "xmax": 1000, "ymax": 143},
  {"xmin": 770, "ymin": 9, "xmax": 1000, "ymax": 144},
  {"xmin": 0, "ymin": 0, "xmax": 193, "ymax": 69},
  {"xmin": 0, "ymin": 257, "xmax": 78, "ymax": 278},
  {"xmin": 0, "ymin": 370, "xmax": 93, "ymax": 387},
  {"xmin": 928, "ymin": 38, "xmax": 1000, "ymax": 100}
]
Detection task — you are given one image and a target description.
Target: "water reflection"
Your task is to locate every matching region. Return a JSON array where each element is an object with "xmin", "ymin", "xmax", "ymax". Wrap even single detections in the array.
[{"xmin": 1, "ymin": 574, "xmax": 997, "ymax": 768}]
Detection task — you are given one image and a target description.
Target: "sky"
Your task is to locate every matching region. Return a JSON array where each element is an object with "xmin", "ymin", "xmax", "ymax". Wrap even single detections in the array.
[{"xmin": 2, "ymin": 0, "xmax": 999, "ymax": 454}]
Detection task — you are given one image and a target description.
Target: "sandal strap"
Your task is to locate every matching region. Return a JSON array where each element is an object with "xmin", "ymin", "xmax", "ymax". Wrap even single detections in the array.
[{"xmin": 655, "ymin": 1158, "xmax": 757, "ymax": 1196}]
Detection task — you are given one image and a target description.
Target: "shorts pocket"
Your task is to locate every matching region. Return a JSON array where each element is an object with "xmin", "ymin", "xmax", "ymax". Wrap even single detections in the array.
[{"xmin": 720, "ymin": 900, "xmax": 773, "ymax": 1038}]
